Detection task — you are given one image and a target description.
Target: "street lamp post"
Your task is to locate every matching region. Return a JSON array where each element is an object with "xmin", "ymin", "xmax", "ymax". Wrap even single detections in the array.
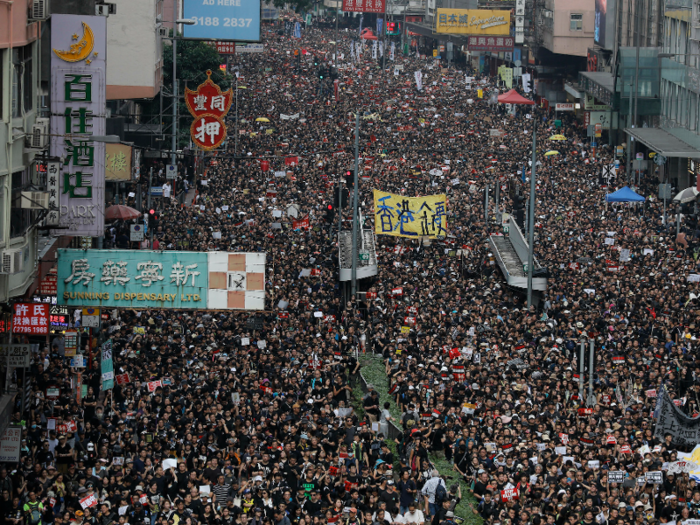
[{"xmin": 163, "ymin": 15, "xmax": 196, "ymax": 190}]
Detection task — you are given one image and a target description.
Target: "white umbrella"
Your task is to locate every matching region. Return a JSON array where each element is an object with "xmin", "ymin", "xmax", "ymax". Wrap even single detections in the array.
[{"xmin": 673, "ymin": 186, "xmax": 699, "ymax": 203}]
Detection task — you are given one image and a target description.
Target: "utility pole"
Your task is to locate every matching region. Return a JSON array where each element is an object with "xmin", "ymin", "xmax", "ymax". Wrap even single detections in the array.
[
  {"xmin": 484, "ymin": 184, "xmax": 489, "ymax": 224},
  {"xmin": 579, "ymin": 339, "xmax": 585, "ymax": 401},
  {"xmin": 526, "ymin": 121, "xmax": 536, "ymax": 308},
  {"xmin": 338, "ymin": 183, "xmax": 343, "ymax": 236},
  {"xmin": 351, "ymin": 114, "xmax": 360, "ymax": 297},
  {"xmin": 382, "ymin": 0, "xmax": 387, "ymax": 72},
  {"xmin": 171, "ymin": 0, "xmax": 178, "ymax": 194},
  {"xmin": 335, "ymin": 3, "xmax": 339, "ymax": 68},
  {"xmin": 587, "ymin": 339, "xmax": 596, "ymax": 406}
]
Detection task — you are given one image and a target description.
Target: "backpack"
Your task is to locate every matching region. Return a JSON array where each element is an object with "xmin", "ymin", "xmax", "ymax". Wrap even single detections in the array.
[
  {"xmin": 435, "ymin": 481, "xmax": 447, "ymax": 504},
  {"xmin": 26, "ymin": 501, "xmax": 42, "ymax": 525}
]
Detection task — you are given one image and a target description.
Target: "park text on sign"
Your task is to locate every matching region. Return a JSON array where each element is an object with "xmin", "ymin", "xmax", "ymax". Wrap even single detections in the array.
[
  {"xmin": 342, "ymin": 0, "xmax": 385, "ymax": 13},
  {"xmin": 0, "ymin": 345, "xmax": 32, "ymax": 367},
  {"xmin": 467, "ymin": 36, "xmax": 514, "ymax": 52},
  {"xmin": 50, "ymin": 14, "xmax": 107, "ymax": 237},
  {"xmin": 373, "ymin": 190, "xmax": 447, "ymax": 238},
  {"xmin": 0, "ymin": 427, "xmax": 22, "ymax": 463},
  {"xmin": 435, "ymin": 9, "xmax": 511, "ymax": 35},
  {"xmin": 12, "ymin": 303, "xmax": 49, "ymax": 335},
  {"xmin": 57, "ymin": 249, "xmax": 266, "ymax": 310}
]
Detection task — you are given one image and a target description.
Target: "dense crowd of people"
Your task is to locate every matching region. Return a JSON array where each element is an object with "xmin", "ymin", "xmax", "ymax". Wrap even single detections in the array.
[{"xmin": 3, "ymin": 13, "xmax": 700, "ymax": 525}]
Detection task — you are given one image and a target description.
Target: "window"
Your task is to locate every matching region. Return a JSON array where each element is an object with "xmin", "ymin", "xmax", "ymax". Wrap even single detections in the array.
[
  {"xmin": 11, "ymin": 45, "xmax": 33, "ymax": 118},
  {"xmin": 570, "ymin": 13, "xmax": 583, "ymax": 31},
  {"xmin": 10, "ymin": 170, "xmax": 31, "ymax": 239}
]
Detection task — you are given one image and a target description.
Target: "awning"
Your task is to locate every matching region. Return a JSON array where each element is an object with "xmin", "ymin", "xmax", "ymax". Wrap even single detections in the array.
[
  {"xmin": 578, "ymin": 71, "xmax": 615, "ymax": 107},
  {"xmin": 404, "ymin": 22, "xmax": 471, "ymax": 45},
  {"xmin": 624, "ymin": 128, "xmax": 700, "ymax": 158}
]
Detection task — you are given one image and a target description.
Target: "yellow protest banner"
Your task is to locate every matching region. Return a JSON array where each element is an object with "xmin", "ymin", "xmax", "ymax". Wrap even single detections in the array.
[
  {"xmin": 477, "ymin": 89, "xmax": 483, "ymax": 99},
  {"xmin": 373, "ymin": 190, "xmax": 447, "ymax": 238},
  {"xmin": 401, "ymin": 326, "xmax": 410, "ymax": 334}
]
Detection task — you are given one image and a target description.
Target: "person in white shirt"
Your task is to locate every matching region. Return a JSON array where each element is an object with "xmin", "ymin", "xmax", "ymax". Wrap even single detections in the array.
[
  {"xmin": 162, "ymin": 182, "xmax": 172, "ymax": 199},
  {"xmin": 402, "ymin": 502, "xmax": 425, "ymax": 525}
]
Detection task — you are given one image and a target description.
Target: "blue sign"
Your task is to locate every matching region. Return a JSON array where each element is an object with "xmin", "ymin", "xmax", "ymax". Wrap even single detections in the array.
[
  {"xmin": 183, "ymin": 0, "xmax": 261, "ymax": 42},
  {"xmin": 150, "ymin": 187, "xmax": 163, "ymax": 196},
  {"xmin": 58, "ymin": 249, "xmax": 209, "ymax": 309}
]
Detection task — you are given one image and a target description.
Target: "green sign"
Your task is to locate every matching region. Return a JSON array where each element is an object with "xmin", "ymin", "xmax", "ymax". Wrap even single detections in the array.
[{"xmin": 359, "ymin": 252, "xmax": 370, "ymax": 261}]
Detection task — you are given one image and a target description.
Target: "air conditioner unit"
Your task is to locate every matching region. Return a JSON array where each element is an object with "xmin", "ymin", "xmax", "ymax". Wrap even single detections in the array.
[
  {"xmin": 95, "ymin": 3, "xmax": 116, "ymax": 16},
  {"xmin": 1, "ymin": 249, "xmax": 24, "ymax": 275},
  {"xmin": 29, "ymin": 0, "xmax": 49, "ymax": 21},
  {"xmin": 26, "ymin": 118, "xmax": 48, "ymax": 149},
  {"xmin": 159, "ymin": 26, "xmax": 169, "ymax": 37},
  {"xmin": 20, "ymin": 191, "xmax": 49, "ymax": 210}
]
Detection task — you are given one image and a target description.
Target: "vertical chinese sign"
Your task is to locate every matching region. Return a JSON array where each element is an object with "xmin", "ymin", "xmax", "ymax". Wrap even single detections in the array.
[
  {"xmin": 12, "ymin": 303, "xmax": 49, "ymax": 335},
  {"xmin": 184, "ymin": 70, "xmax": 233, "ymax": 151},
  {"xmin": 50, "ymin": 14, "xmax": 107, "ymax": 237},
  {"xmin": 101, "ymin": 339, "xmax": 114, "ymax": 391}
]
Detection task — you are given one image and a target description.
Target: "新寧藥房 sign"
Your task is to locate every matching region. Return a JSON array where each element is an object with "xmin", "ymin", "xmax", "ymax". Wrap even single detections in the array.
[{"xmin": 57, "ymin": 249, "xmax": 266, "ymax": 310}]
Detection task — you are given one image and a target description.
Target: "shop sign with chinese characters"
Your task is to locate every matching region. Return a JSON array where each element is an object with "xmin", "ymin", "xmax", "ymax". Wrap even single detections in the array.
[
  {"xmin": 466, "ymin": 36, "xmax": 514, "ymax": 52},
  {"xmin": 57, "ymin": 249, "xmax": 266, "ymax": 310},
  {"xmin": 436, "ymin": 9, "xmax": 511, "ymax": 35},
  {"xmin": 12, "ymin": 304, "xmax": 49, "ymax": 335},
  {"xmin": 50, "ymin": 14, "xmax": 107, "ymax": 237},
  {"xmin": 342, "ymin": 0, "xmax": 385, "ymax": 13},
  {"xmin": 185, "ymin": 70, "xmax": 233, "ymax": 151},
  {"xmin": 105, "ymin": 143, "xmax": 132, "ymax": 181}
]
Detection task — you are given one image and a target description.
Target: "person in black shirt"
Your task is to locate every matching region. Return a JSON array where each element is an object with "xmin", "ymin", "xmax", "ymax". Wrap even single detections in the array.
[{"xmin": 379, "ymin": 481, "xmax": 399, "ymax": 515}]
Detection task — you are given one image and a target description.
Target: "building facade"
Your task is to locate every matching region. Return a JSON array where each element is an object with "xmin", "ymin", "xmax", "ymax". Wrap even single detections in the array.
[{"xmin": 0, "ymin": 0, "xmax": 43, "ymax": 303}]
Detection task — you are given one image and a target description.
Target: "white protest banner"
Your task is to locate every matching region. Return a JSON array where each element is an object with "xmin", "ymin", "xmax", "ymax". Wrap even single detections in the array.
[
  {"xmin": 608, "ymin": 471, "xmax": 625, "ymax": 483},
  {"xmin": 646, "ymin": 471, "xmax": 663, "ymax": 484}
]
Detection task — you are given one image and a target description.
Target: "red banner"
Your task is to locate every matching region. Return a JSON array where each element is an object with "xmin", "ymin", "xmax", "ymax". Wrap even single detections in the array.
[
  {"xmin": 285, "ymin": 156, "xmax": 299, "ymax": 166},
  {"xmin": 366, "ymin": 292, "xmax": 377, "ymax": 299},
  {"xmin": 293, "ymin": 215, "xmax": 310, "ymax": 230},
  {"xmin": 501, "ymin": 488, "xmax": 519, "ymax": 502},
  {"xmin": 12, "ymin": 303, "xmax": 49, "ymax": 335},
  {"xmin": 578, "ymin": 408, "xmax": 593, "ymax": 417},
  {"xmin": 342, "ymin": 0, "xmax": 385, "ymax": 12},
  {"xmin": 116, "ymin": 373, "xmax": 130, "ymax": 385}
]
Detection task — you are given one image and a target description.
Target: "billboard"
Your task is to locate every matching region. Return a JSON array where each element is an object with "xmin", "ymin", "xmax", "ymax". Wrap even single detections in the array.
[
  {"xmin": 183, "ymin": 0, "xmax": 261, "ymax": 42},
  {"xmin": 373, "ymin": 190, "xmax": 447, "ymax": 238},
  {"xmin": 594, "ymin": 0, "xmax": 616, "ymax": 49},
  {"xmin": 342, "ymin": 0, "xmax": 385, "ymax": 13},
  {"xmin": 435, "ymin": 9, "xmax": 511, "ymax": 35},
  {"xmin": 50, "ymin": 14, "xmax": 107, "ymax": 237},
  {"xmin": 57, "ymin": 249, "xmax": 265, "ymax": 310}
]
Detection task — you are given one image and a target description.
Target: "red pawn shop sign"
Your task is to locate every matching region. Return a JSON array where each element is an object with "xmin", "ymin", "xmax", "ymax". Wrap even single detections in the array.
[{"xmin": 184, "ymin": 70, "xmax": 233, "ymax": 151}]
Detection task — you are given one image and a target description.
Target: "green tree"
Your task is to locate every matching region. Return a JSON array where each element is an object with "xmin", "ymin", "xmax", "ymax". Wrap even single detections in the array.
[
  {"xmin": 140, "ymin": 35, "xmax": 231, "ymax": 149},
  {"xmin": 272, "ymin": 0, "xmax": 314, "ymax": 16}
]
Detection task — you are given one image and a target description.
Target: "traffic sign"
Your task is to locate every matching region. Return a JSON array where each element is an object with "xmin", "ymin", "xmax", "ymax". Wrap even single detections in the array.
[
  {"xmin": 0, "ymin": 345, "xmax": 31, "ymax": 367},
  {"xmin": 130, "ymin": 224, "xmax": 144, "ymax": 242},
  {"xmin": 166, "ymin": 164, "xmax": 177, "ymax": 180},
  {"xmin": 359, "ymin": 252, "xmax": 370, "ymax": 261}
]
